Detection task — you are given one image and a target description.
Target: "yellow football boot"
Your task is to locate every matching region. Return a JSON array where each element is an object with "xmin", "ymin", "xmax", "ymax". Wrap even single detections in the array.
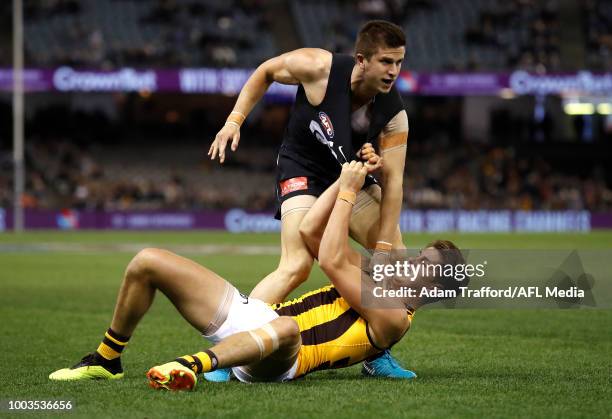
[
  {"xmin": 146, "ymin": 361, "xmax": 197, "ymax": 391},
  {"xmin": 49, "ymin": 353, "xmax": 124, "ymax": 381}
]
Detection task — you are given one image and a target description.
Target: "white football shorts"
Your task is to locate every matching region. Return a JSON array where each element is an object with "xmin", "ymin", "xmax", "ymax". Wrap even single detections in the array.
[{"xmin": 203, "ymin": 286, "xmax": 298, "ymax": 382}]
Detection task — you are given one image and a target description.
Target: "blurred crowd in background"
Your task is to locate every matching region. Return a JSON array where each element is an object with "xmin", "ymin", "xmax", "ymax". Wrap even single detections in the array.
[
  {"xmin": 0, "ymin": 0, "xmax": 611, "ymax": 71},
  {"xmin": 0, "ymin": 100, "xmax": 610, "ymax": 212},
  {"xmin": 1, "ymin": 139, "xmax": 607, "ymax": 212},
  {"xmin": 1, "ymin": 0, "xmax": 274, "ymax": 68},
  {"xmin": 0, "ymin": 0, "xmax": 611, "ymax": 213}
]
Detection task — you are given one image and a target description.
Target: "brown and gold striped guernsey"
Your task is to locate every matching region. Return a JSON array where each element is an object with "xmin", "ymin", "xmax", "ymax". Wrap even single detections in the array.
[{"xmin": 270, "ymin": 285, "xmax": 414, "ymax": 378}]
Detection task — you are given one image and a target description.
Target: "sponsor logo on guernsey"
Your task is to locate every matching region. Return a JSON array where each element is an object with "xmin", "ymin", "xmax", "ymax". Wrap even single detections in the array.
[
  {"xmin": 280, "ymin": 177, "xmax": 308, "ymax": 196},
  {"xmin": 318, "ymin": 112, "xmax": 334, "ymax": 138}
]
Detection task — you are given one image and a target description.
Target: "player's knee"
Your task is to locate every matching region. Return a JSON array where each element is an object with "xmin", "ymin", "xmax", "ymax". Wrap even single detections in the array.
[
  {"xmin": 272, "ymin": 316, "xmax": 300, "ymax": 346},
  {"xmin": 125, "ymin": 248, "xmax": 161, "ymax": 280},
  {"xmin": 298, "ymin": 221, "xmax": 314, "ymax": 242}
]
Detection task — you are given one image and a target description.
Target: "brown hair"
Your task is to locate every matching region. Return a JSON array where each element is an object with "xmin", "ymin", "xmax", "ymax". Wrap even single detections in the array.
[
  {"xmin": 426, "ymin": 239, "xmax": 468, "ymax": 295},
  {"xmin": 355, "ymin": 20, "xmax": 406, "ymax": 59}
]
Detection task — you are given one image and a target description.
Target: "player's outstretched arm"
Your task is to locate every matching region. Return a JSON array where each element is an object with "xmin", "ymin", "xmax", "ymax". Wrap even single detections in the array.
[
  {"xmin": 318, "ymin": 162, "xmax": 407, "ymax": 348},
  {"xmin": 208, "ymin": 48, "xmax": 331, "ymax": 163},
  {"xmin": 318, "ymin": 162, "xmax": 369, "ymax": 311}
]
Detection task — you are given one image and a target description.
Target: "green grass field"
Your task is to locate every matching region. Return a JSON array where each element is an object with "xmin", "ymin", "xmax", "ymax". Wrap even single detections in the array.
[{"xmin": 1, "ymin": 231, "xmax": 611, "ymax": 418}]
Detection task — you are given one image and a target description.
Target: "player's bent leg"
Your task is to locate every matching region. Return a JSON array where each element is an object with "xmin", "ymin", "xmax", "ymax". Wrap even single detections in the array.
[
  {"xmin": 111, "ymin": 248, "xmax": 232, "ymax": 334},
  {"xmin": 250, "ymin": 195, "xmax": 317, "ymax": 304},
  {"xmin": 148, "ymin": 317, "xmax": 301, "ymax": 390},
  {"xmin": 232, "ymin": 316, "xmax": 301, "ymax": 382},
  {"xmin": 50, "ymin": 248, "xmax": 235, "ymax": 381},
  {"xmin": 211, "ymin": 196, "xmax": 312, "ymax": 383}
]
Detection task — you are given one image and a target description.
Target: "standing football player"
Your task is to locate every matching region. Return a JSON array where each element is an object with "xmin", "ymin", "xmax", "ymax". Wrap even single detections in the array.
[{"xmin": 208, "ymin": 20, "xmax": 411, "ymax": 379}]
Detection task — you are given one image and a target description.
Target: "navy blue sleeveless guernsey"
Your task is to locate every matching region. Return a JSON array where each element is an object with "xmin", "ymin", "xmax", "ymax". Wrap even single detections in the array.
[{"xmin": 275, "ymin": 53, "xmax": 404, "ymax": 218}]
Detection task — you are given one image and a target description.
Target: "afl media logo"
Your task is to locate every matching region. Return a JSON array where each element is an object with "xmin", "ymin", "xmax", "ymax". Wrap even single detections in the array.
[{"xmin": 318, "ymin": 112, "xmax": 334, "ymax": 139}]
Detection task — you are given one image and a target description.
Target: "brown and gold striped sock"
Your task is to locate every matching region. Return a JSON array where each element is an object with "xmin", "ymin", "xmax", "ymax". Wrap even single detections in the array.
[
  {"xmin": 175, "ymin": 349, "xmax": 218, "ymax": 374},
  {"xmin": 96, "ymin": 328, "xmax": 130, "ymax": 361}
]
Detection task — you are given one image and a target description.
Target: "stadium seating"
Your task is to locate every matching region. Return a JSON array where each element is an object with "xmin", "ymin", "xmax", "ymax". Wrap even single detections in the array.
[
  {"xmin": 1, "ymin": 0, "xmax": 569, "ymax": 71},
  {"xmin": 583, "ymin": 0, "xmax": 612, "ymax": 70},
  {"xmin": 0, "ymin": 2, "xmax": 610, "ymax": 212},
  {"xmin": 21, "ymin": 0, "xmax": 276, "ymax": 68},
  {"xmin": 1, "ymin": 137, "xmax": 610, "ymax": 212},
  {"xmin": 290, "ymin": 0, "xmax": 562, "ymax": 71}
]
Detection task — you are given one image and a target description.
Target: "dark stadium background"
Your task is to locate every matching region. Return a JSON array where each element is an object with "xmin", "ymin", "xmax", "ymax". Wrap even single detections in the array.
[
  {"xmin": 1, "ymin": 2, "xmax": 611, "ymax": 418},
  {"xmin": 1, "ymin": 0, "xmax": 611, "ymax": 232}
]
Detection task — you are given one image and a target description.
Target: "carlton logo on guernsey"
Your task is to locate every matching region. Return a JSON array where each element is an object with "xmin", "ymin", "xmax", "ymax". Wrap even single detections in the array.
[{"xmin": 318, "ymin": 112, "xmax": 335, "ymax": 139}]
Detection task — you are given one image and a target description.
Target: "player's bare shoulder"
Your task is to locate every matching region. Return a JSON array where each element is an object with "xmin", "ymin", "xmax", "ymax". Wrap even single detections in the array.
[
  {"xmin": 285, "ymin": 48, "xmax": 331, "ymax": 82},
  {"xmin": 266, "ymin": 48, "xmax": 329, "ymax": 106},
  {"xmin": 285, "ymin": 48, "xmax": 332, "ymax": 106},
  {"xmin": 263, "ymin": 48, "xmax": 331, "ymax": 85}
]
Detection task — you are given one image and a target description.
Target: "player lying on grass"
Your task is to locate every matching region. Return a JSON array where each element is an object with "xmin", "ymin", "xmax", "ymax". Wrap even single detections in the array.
[{"xmin": 49, "ymin": 161, "xmax": 464, "ymax": 388}]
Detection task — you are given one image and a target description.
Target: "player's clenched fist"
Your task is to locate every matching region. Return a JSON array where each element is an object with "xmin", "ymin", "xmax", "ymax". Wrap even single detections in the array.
[
  {"xmin": 358, "ymin": 142, "xmax": 384, "ymax": 173},
  {"xmin": 339, "ymin": 161, "xmax": 368, "ymax": 193},
  {"xmin": 208, "ymin": 111, "xmax": 244, "ymax": 163},
  {"xmin": 358, "ymin": 142, "xmax": 376, "ymax": 161}
]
